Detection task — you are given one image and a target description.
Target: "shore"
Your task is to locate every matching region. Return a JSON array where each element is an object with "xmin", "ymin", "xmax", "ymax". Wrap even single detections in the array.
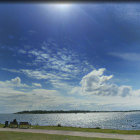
[
  {"xmin": 1, "ymin": 123, "xmax": 140, "ymax": 135},
  {"xmin": 1, "ymin": 124, "xmax": 140, "ymax": 140}
]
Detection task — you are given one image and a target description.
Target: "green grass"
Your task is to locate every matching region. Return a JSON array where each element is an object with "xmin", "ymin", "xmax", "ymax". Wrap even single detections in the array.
[
  {"xmin": 1, "ymin": 123, "xmax": 140, "ymax": 135},
  {"xmin": 0, "ymin": 131, "xmax": 118, "ymax": 140},
  {"xmin": 0, "ymin": 124, "xmax": 4, "ymax": 128},
  {"xmin": 32, "ymin": 125, "xmax": 140, "ymax": 135}
]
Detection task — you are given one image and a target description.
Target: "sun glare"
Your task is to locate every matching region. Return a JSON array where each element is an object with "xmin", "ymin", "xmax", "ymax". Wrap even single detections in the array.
[{"xmin": 53, "ymin": 3, "xmax": 71, "ymax": 10}]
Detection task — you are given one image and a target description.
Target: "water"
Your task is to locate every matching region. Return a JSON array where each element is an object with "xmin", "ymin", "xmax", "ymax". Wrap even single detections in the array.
[{"xmin": 0, "ymin": 112, "xmax": 140, "ymax": 130}]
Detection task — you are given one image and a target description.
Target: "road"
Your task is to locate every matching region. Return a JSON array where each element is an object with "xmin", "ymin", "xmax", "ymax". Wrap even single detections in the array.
[{"xmin": 0, "ymin": 128, "xmax": 140, "ymax": 140}]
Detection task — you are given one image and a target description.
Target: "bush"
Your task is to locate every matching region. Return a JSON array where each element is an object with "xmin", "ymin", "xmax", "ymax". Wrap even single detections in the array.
[
  {"xmin": 57, "ymin": 124, "xmax": 61, "ymax": 127},
  {"xmin": 95, "ymin": 127, "xmax": 101, "ymax": 129}
]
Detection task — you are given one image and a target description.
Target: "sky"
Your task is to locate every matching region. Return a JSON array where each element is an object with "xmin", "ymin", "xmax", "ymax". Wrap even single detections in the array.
[{"xmin": 1, "ymin": 3, "xmax": 140, "ymax": 113}]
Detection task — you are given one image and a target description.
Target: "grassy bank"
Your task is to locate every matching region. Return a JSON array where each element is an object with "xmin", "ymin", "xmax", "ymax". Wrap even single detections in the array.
[
  {"xmin": 32, "ymin": 125, "xmax": 140, "ymax": 135},
  {"xmin": 1, "ymin": 123, "xmax": 140, "ymax": 135},
  {"xmin": 0, "ymin": 124, "xmax": 4, "ymax": 128},
  {"xmin": 0, "ymin": 131, "xmax": 118, "ymax": 140}
]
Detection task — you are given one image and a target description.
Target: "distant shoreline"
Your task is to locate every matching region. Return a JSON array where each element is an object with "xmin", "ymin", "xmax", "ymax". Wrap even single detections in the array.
[{"xmin": 14, "ymin": 110, "xmax": 140, "ymax": 114}]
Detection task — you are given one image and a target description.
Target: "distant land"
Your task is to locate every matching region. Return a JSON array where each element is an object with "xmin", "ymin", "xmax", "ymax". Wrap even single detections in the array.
[{"xmin": 14, "ymin": 110, "xmax": 140, "ymax": 114}]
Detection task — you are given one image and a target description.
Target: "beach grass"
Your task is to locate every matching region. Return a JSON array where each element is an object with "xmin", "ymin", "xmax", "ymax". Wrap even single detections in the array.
[
  {"xmin": 32, "ymin": 125, "xmax": 140, "ymax": 135},
  {"xmin": 0, "ymin": 131, "xmax": 118, "ymax": 140}
]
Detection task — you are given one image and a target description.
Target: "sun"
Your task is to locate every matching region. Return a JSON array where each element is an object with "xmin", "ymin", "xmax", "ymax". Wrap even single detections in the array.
[{"xmin": 52, "ymin": 3, "xmax": 71, "ymax": 10}]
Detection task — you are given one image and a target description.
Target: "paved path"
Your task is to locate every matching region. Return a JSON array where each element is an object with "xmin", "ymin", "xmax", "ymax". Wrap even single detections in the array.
[{"xmin": 1, "ymin": 128, "xmax": 140, "ymax": 140}]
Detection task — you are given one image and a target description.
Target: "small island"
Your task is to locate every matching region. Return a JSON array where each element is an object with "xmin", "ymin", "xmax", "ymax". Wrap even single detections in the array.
[{"xmin": 14, "ymin": 110, "xmax": 140, "ymax": 114}]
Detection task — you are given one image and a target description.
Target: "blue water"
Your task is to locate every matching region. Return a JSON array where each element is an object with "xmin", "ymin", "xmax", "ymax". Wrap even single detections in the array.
[{"xmin": 1, "ymin": 112, "xmax": 140, "ymax": 130}]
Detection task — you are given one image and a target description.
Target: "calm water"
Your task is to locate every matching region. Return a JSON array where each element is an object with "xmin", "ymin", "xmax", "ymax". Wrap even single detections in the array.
[{"xmin": 1, "ymin": 112, "xmax": 140, "ymax": 130}]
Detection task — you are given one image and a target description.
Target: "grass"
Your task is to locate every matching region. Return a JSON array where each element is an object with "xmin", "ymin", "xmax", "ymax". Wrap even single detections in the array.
[
  {"xmin": 1, "ymin": 123, "xmax": 140, "ymax": 135},
  {"xmin": 0, "ymin": 124, "xmax": 4, "ymax": 128},
  {"xmin": 32, "ymin": 125, "xmax": 140, "ymax": 135},
  {"xmin": 0, "ymin": 131, "xmax": 118, "ymax": 140}
]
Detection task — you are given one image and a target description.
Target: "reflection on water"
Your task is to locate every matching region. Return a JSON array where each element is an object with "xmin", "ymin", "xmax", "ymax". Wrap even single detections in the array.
[{"xmin": 0, "ymin": 112, "xmax": 140, "ymax": 130}]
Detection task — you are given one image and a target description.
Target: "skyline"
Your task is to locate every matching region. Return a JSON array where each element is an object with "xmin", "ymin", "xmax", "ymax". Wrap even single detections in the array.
[{"xmin": 1, "ymin": 3, "xmax": 140, "ymax": 113}]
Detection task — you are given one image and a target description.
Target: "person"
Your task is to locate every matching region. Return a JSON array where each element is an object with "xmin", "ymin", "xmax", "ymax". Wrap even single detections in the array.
[
  {"xmin": 4, "ymin": 121, "xmax": 9, "ymax": 128},
  {"xmin": 12, "ymin": 119, "xmax": 18, "ymax": 128},
  {"xmin": 13, "ymin": 119, "xmax": 18, "ymax": 124}
]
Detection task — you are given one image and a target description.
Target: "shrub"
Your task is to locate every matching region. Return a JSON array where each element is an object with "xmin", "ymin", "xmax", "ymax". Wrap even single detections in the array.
[
  {"xmin": 57, "ymin": 123, "xmax": 61, "ymax": 127},
  {"xmin": 95, "ymin": 127, "xmax": 101, "ymax": 129}
]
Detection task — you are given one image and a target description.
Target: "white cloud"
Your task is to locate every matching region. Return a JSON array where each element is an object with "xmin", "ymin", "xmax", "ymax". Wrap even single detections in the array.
[
  {"xmin": 19, "ymin": 40, "xmax": 93, "ymax": 77},
  {"xmin": 11, "ymin": 77, "xmax": 21, "ymax": 85},
  {"xmin": 80, "ymin": 68, "xmax": 114, "ymax": 94},
  {"xmin": 70, "ymin": 86, "xmax": 82, "ymax": 94},
  {"xmin": 32, "ymin": 83, "xmax": 42, "ymax": 87},
  {"xmin": 1, "ymin": 68, "xmax": 77, "ymax": 83},
  {"xmin": 1, "ymin": 75, "xmax": 140, "ymax": 113},
  {"xmin": 1, "ymin": 68, "xmax": 138, "ymax": 98},
  {"xmin": 1, "ymin": 40, "xmax": 94, "ymax": 94},
  {"xmin": 49, "ymin": 79, "xmax": 74, "ymax": 91},
  {"xmin": 21, "ymin": 69, "xmax": 72, "ymax": 80},
  {"xmin": 0, "ymin": 77, "xmax": 100, "ymax": 113},
  {"xmin": 0, "ymin": 77, "xmax": 28, "ymax": 88},
  {"xmin": 109, "ymin": 52, "xmax": 140, "ymax": 61},
  {"xmin": 21, "ymin": 70, "xmax": 49, "ymax": 80},
  {"xmin": 1, "ymin": 68, "xmax": 20, "ymax": 73},
  {"xmin": 70, "ymin": 68, "xmax": 134, "ymax": 97},
  {"xmin": 18, "ymin": 49, "xmax": 26, "ymax": 54}
]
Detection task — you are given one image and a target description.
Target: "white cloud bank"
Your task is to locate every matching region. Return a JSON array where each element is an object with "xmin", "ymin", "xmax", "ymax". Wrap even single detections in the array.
[
  {"xmin": 0, "ymin": 76, "xmax": 98, "ymax": 113},
  {"xmin": 1, "ymin": 72, "xmax": 140, "ymax": 113},
  {"xmin": 2, "ymin": 68, "xmax": 139, "ymax": 98}
]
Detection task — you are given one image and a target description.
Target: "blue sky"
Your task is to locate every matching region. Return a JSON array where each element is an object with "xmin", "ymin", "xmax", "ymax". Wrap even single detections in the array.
[{"xmin": 1, "ymin": 3, "xmax": 140, "ymax": 113}]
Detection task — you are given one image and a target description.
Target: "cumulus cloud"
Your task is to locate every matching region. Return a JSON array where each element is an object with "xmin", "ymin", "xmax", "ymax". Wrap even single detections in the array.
[
  {"xmin": 0, "ymin": 77, "xmax": 28, "ymax": 88},
  {"xmin": 70, "ymin": 68, "xmax": 133, "ymax": 97},
  {"xmin": 118, "ymin": 85, "xmax": 132, "ymax": 97},
  {"xmin": 80, "ymin": 68, "xmax": 113, "ymax": 92},
  {"xmin": 11, "ymin": 77, "xmax": 21, "ymax": 85}
]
